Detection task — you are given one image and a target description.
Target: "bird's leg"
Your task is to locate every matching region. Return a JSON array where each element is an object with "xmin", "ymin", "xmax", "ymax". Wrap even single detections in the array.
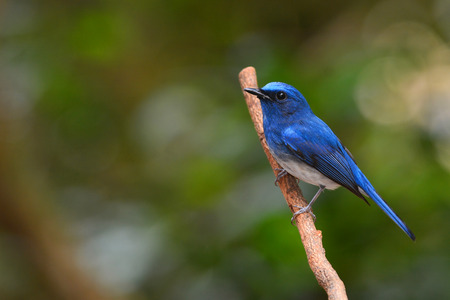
[
  {"xmin": 291, "ymin": 185, "xmax": 326, "ymax": 224},
  {"xmin": 274, "ymin": 168, "xmax": 288, "ymax": 186}
]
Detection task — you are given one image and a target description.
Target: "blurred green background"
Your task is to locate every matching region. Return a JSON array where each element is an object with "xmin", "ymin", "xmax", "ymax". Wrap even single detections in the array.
[{"xmin": 1, "ymin": 0, "xmax": 449, "ymax": 299}]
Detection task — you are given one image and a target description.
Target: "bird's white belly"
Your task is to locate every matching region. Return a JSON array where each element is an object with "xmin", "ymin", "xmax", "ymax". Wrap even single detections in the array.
[{"xmin": 274, "ymin": 155, "xmax": 341, "ymax": 190}]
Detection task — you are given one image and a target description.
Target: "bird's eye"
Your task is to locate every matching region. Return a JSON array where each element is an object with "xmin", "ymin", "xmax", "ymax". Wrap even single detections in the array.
[{"xmin": 276, "ymin": 91, "xmax": 286, "ymax": 100}]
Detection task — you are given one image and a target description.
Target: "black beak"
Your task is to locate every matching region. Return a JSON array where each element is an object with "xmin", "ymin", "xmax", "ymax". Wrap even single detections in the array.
[{"xmin": 244, "ymin": 88, "xmax": 268, "ymax": 99}]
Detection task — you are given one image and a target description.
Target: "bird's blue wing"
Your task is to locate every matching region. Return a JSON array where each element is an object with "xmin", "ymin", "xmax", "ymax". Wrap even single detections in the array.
[{"xmin": 282, "ymin": 122, "xmax": 367, "ymax": 200}]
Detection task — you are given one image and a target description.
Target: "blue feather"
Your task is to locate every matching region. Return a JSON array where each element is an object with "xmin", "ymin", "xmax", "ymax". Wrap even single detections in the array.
[{"xmin": 354, "ymin": 169, "xmax": 416, "ymax": 240}]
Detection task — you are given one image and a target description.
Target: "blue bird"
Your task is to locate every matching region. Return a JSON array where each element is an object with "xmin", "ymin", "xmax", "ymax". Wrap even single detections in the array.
[{"xmin": 244, "ymin": 82, "xmax": 415, "ymax": 241}]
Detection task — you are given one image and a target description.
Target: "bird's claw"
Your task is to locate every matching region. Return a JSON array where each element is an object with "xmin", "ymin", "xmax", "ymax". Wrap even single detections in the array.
[
  {"xmin": 290, "ymin": 205, "xmax": 316, "ymax": 225},
  {"xmin": 274, "ymin": 168, "xmax": 288, "ymax": 186}
]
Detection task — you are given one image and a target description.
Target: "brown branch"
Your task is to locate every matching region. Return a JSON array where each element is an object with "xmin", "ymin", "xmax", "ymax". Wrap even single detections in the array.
[{"xmin": 239, "ymin": 67, "xmax": 348, "ymax": 300}]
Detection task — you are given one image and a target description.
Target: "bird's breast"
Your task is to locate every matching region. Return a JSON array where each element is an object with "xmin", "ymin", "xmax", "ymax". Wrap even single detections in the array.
[{"xmin": 272, "ymin": 152, "xmax": 341, "ymax": 190}]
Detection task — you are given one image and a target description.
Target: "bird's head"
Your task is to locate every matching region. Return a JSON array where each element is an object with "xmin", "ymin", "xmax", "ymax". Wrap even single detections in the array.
[{"xmin": 244, "ymin": 82, "xmax": 311, "ymax": 118}]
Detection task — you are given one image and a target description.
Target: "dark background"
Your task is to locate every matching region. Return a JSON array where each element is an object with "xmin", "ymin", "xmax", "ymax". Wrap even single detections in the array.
[{"xmin": 0, "ymin": 0, "xmax": 449, "ymax": 299}]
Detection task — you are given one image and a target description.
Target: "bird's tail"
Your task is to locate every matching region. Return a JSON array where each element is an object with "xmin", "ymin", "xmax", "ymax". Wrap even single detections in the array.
[{"xmin": 356, "ymin": 171, "xmax": 415, "ymax": 241}]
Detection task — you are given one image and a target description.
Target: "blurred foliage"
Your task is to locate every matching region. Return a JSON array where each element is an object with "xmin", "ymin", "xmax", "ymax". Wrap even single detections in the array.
[{"xmin": 0, "ymin": 0, "xmax": 449, "ymax": 299}]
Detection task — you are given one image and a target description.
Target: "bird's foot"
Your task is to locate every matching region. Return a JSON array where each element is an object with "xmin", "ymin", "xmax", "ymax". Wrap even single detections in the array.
[
  {"xmin": 290, "ymin": 205, "xmax": 316, "ymax": 225},
  {"xmin": 274, "ymin": 168, "xmax": 288, "ymax": 186}
]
